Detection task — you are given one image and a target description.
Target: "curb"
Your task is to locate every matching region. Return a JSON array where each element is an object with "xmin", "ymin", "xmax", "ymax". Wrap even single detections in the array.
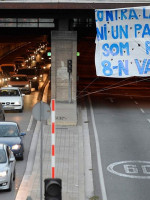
[{"xmin": 81, "ymin": 103, "xmax": 94, "ymax": 199}]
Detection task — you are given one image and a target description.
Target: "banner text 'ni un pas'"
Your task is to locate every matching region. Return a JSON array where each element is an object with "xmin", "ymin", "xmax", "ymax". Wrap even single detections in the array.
[{"xmin": 95, "ymin": 7, "xmax": 150, "ymax": 77}]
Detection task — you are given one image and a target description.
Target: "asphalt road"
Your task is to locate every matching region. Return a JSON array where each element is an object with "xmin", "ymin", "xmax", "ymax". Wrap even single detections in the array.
[
  {"xmin": 87, "ymin": 90, "xmax": 150, "ymax": 200},
  {"xmin": 0, "ymin": 89, "xmax": 39, "ymax": 200}
]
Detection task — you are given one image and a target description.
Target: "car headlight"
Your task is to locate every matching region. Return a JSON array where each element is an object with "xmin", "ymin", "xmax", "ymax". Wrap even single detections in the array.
[
  {"xmin": 25, "ymin": 84, "xmax": 29, "ymax": 87},
  {"xmin": 15, "ymin": 101, "xmax": 21, "ymax": 105},
  {"xmin": 0, "ymin": 171, "xmax": 8, "ymax": 177},
  {"xmin": 8, "ymin": 85, "xmax": 12, "ymax": 87},
  {"xmin": 12, "ymin": 144, "xmax": 21, "ymax": 150},
  {"xmin": 33, "ymin": 77, "xmax": 37, "ymax": 80}
]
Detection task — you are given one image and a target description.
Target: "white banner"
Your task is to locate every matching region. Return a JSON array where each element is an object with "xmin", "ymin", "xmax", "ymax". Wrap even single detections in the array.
[{"xmin": 95, "ymin": 6, "xmax": 150, "ymax": 77}]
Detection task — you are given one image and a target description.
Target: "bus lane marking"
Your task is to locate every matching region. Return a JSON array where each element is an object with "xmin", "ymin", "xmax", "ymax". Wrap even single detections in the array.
[{"xmin": 107, "ymin": 161, "xmax": 150, "ymax": 179}]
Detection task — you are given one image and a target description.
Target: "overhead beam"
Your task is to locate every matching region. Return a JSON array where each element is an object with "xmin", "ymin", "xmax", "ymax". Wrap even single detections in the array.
[{"xmin": 0, "ymin": 3, "xmax": 149, "ymax": 10}]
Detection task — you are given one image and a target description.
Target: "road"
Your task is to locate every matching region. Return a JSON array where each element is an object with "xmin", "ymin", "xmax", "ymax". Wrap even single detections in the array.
[
  {"xmin": 0, "ymin": 40, "xmax": 49, "ymax": 199},
  {"xmin": 87, "ymin": 90, "xmax": 150, "ymax": 200},
  {"xmin": 0, "ymin": 89, "xmax": 39, "ymax": 199}
]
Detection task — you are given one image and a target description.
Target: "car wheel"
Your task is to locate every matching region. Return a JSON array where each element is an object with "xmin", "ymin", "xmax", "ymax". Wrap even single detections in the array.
[
  {"xmin": 8, "ymin": 175, "xmax": 12, "ymax": 192},
  {"xmin": 35, "ymin": 85, "xmax": 39, "ymax": 91},
  {"xmin": 20, "ymin": 154, "xmax": 24, "ymax": 161},
  {"xmin": 19, "ymin": 108, "xmax": 23, "ymax": 113},
  {"xmin": 13, "ymin": 169, "xmax": 16, "ymax": 181}
]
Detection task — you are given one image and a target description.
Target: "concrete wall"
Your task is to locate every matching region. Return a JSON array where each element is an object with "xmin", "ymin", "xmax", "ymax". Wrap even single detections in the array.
[
  {"xmin": 51, "ymin": 31, "xmax": 77, "ymax": 103},
  {"xmin": 0, "ymin": 43, "xmax": 26, "ymax": 58}
]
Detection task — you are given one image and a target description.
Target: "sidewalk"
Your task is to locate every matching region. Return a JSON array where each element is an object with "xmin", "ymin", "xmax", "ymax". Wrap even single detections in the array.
[{"xmin": 15, "ymin": 102, "xmax": 94, "ymax": 200}]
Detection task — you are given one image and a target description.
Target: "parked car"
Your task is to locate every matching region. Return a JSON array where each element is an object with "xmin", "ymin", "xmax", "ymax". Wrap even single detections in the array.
[
  {"xmin": 7, "ymin": 74, "xmax": 31, "ymax": 94},
  {"xmin": 0, "ymin": 143, "xmax": 16, "ymax": 191},
  {"xmin": 0, "ymin": 103, "xmax": 5, "ymax": 121},
  {"xmin": 0, "ymin": 122, "xmax": 26, "ymax": 160},
  {"xmin": 17, "ymin": 68, "xmax": 39, "ymax": 90},
  {"xmin": 0, "ymin": 87, "xmax": 25, "ymax": 112}
]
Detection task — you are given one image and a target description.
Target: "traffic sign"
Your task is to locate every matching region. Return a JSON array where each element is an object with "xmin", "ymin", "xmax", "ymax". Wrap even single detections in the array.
[{"xmin": 32, "ymin": 101, "xmax": 51, "ymax": 121}]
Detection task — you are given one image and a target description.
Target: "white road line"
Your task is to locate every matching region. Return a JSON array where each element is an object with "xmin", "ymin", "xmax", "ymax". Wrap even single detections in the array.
[
  {"xmin": 140, "ymin": 108, "xmax": 145, "ymax": 114},
  {"xmin": 88, "ymin": 96, "xmax": 107, "ymax": 200},
  {"xmin": 147, "ymin": 119, "xmax": 150, "ymax": 123},
  {"xmin": 135, "ymin": 101, "xmax": 138, "ymax": 105},
  {"xmin": 27, "ymin": 115, "xmax": 33, "ymax": 131}
]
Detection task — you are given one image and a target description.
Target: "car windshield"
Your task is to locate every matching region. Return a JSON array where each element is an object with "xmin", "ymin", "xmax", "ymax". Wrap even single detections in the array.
[
  {"xmin": 18, "ymin": 69, "xmax": 36, "ymax": 75},
  {"xmin": 0, "ymin": 125, "xmax": 19, "ymax": 137},
  {"xmin": 0, "ymin": 89, "xmax": 20, "ymax": 96},
  {"xmin": 0, "ymin": 149, "xmax": 7, "ymax": 163},
  {"xmin": 10, "ymin": 77, "xmax": 28, "ymax": 81},
  {"xmin": 15, "ymin": 61, "xmax": 23, "ymax": 64},
  {"xmin": 1, "ymin": 66, "xmax": 14, "ymax": 72}
]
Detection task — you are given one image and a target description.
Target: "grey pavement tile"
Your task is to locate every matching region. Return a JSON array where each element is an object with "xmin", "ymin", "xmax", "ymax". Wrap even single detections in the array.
[{"xmin": 27, "ymin": 120, "xmax": 85, "ymax": 200}]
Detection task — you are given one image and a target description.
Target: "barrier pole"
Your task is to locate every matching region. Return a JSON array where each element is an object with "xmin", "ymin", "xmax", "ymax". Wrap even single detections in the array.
[{"xmin": 51, "ymin": 99, "xmax": 55, "ymax": 178}]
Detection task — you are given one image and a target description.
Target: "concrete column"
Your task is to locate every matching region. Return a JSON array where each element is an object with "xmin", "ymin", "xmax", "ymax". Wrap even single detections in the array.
[
  {"xmin": 51, "ymin": 31, "xmax": 77, "ymax": 125},
  {"xmin": 51, "ymin": 31, "xmax": 77, "ymax": 102}
]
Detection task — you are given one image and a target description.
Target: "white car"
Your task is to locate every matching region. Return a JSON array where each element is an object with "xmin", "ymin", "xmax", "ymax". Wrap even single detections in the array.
[
  {"xmin": 7, "ymin": 74, "xmax": 31, "ymax": 94},
  {"xmin": 0, "ymin": 144, "xmax": 16, "ymax": 191},
  {"xmin": 0, "ymin": 87, "xmax": 24, "ymax": 112}
]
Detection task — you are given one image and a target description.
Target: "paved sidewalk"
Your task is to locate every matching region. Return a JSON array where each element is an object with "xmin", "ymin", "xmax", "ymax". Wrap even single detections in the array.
[{"xmin": 16, "ymin": 102, "xmax": 94, "ymax": 200}]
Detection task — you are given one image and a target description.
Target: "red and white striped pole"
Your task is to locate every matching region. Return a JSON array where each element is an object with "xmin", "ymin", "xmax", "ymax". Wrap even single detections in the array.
[{"xmin": 51, "ymin": 99, "xmax": 55, "ymax": 178}]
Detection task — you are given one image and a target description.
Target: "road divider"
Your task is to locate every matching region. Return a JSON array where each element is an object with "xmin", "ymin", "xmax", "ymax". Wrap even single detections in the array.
[{"xmin": 37, "ymin": 76, "xmax": 49, "ymax": 101}]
